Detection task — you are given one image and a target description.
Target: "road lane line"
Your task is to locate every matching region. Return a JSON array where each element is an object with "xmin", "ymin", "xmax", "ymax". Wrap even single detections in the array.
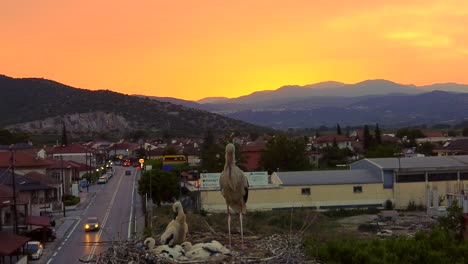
[
  {"xmin": 58, "ymin": 246, "xmax": 62, "ymax": 250},
  {"xmin": 82, "ymin": 192, "xmax": 97, "ymax": 216},
  {"xmin": 88, "ymin": 169, "xmax": 125, "ymax": 260},
  {"xmin": 128, "ymin": 170, "xmax": 137, "ymax": 239},
  {"xmin": 47, "ymin": 218, "xmax": 81, "ymax": 264}
]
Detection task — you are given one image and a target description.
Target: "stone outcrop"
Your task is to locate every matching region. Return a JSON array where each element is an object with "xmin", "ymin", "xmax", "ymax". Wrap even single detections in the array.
[{"xmin": 6, "ymin": 112, "xmax": 131, "ymax": 134}]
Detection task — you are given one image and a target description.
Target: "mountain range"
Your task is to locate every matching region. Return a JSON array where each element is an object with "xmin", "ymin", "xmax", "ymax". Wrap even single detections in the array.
[
  {"xmin": 137, "ymin": 79, "xmax": 468, "ymax": 129},
  {"xmin": 3, "ymin": 74, "xmax": 468, "ymax": 135}
]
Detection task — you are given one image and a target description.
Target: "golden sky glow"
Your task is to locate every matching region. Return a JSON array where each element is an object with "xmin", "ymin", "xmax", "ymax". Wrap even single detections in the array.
[{"xmin": 1, "ymin": 0, "xmax": 467, "ymax": 100}]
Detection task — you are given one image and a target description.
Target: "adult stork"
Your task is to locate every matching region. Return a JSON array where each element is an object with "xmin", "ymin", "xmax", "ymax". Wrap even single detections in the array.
[{"xmin": 219, "ymin": 143, "xmax": 249, "ymax": 248}]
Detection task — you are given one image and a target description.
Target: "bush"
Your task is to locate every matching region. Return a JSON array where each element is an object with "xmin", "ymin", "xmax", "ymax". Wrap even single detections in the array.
[
  {"xmin": 323, "ymin": 208, "xmax": 380, "ymax": 218},
  {"xmin": 406, "ymin": 200, "xmax": 425, "ymax": 211},
  {"xmin": 384, "ymin": 200, "xmax": 394, "ymax": 210},
  {"xmin": 63, "ymin": 195, "xmax": 80, "ymax": 206},
  {"xmin": 306, "ymin": 229, "xmax": 468, "ymax": 264}
]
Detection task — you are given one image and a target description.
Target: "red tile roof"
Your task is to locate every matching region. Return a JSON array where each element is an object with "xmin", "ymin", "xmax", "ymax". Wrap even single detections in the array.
[
  {"xmin": 0, "ymin": 151, "xmax": 55, "ymax": 169},
  {"xmin": 47, "ymin": 159, "xmax": 81, "ymax": 169},
  {"xmin": 48, "ymin": 144, "xmax": 91, "ymax": 154},
  {"xmin": 23, "ymin": 171, "xmax": 60, "ymax": 185},
  {"xmin": 315, "ymin": 135, "xmax": 351, "ymax": 144},
  {"xmin": 26, "ymin": 215, "xmax": 52, "ymax": 227},
  {"xmin": 109, "ymin": 142, "xmax": 139, "ymax": 150},
  {"xmin": 0, "ymin": 233, "xmax": 30, "ymax": 256},
  {"xmin": 66, "ymin": 161, "xmax": 95, "ymax": 172},
  {"xmin": 423, "ymin": 131, "xmax": 444, "ymax": 137}
]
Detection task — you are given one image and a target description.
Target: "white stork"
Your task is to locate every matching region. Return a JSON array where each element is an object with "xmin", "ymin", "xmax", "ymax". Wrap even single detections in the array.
[
  {"xmin": 160, "ymin": 201, "xmax": 188, "ymax": 246},
  {"xmin": 219, "ymin": 143, "xmax": 249, "ymax": 248}
]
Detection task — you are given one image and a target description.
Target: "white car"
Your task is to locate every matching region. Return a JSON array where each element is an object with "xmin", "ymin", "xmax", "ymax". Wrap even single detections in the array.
[
  {"xmin": 26, "ymin": 241, "xmax": 43, "ymax": 260},
  {"xmin": 97, "ymin": 176, "xmax": 108, "ymax": 184}
]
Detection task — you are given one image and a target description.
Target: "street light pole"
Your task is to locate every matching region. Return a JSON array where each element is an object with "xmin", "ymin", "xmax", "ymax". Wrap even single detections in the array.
[
  {"xmin": 10, "ymin": 146, "xmax": 18, "ymax": 235},
  {"xmin": 61, "ymin": 155, "xmax": 66, "ymax": 217}
]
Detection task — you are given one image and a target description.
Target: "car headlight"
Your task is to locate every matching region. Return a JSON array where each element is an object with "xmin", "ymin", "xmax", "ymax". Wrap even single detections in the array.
[
  {"xmin": 85, "ymin": 224, "xmax": 90, "ymax": 229},
  {"xmin": 95, "ymin": 224, "xmax": 99, "ymax": 228}
]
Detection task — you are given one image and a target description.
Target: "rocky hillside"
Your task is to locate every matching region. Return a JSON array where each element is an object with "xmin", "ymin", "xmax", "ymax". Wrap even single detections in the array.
[{"xmin": 0, "ymin": 75, "xmax": 272, "ymax": 136}]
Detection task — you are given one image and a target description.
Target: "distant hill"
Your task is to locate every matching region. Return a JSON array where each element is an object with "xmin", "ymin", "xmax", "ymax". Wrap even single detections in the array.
[
  {"xmin": 196, "ymin": 97, "xmax": 230, "ymax": 104},
  {"xmin": 0, "ymin": 75, "xmax": 272, "ymax": 137},
  {"xmin": 132, "ymin": 95, "xmax": 213, "ymax": 111},
  {"xmin": 225, "ymin": 91, "xmax": 468, "ymax": 129}
]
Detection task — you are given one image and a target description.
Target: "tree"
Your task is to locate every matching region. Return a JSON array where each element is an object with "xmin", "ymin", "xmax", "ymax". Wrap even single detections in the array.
[
  {"xmin": 138, "ymin": 169, "xmax": 180, "ymax": 206},
  {"xmin": 463, "ymin": 127, "xmax": 468, "ymax": 136},
  {"xmin": 363, "ymin": 125, "xmax": 372, "ymax": 150},
  {"xmin": 438, "ymin": 200, "xmax": 464, "ymax": 241},
  {"xmin": 199, "ymin": 130, "xmax": 224, "ymax": 172},
  {"xmin": 336, "ymin": 124, "xmax": 342, "ymax": 135},
  {"xmin": 417, "ymin": 142, "xmax": 434, "ymax": 156},
  {"xmin": 374, "ymin": 123, "xmax": 381, "ymax": 145},
  {"xmin": 61, "ymin": 122, "xmax": 68, "ymax": 146},
  {"xmin": 447, "ymin": 130, "xmax": 457, "ymax": 137},
  {"xmin": 163, "ymin": 146, "xmax": 178, "ymax": 155},
  {"xmin": 366, "ymin": 142, "xmax": 401, "ymax": 158},
  {"xmin": 319, "ymin": 146, "xmax": 353, "ymax": 168},
  {"xmin": 260, "ymin": 134, "xmax": 310, "ymax": 171}
]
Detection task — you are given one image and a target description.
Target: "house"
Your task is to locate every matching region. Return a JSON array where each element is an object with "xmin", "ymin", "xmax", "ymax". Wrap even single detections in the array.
[
  {"xmin": 434, "ymin": 138, "xmax": 468, "ymax": 156},
  {"xmin": 23, "ymin": 171, "xmax": 61, "ymax": 214},
  {"xmin": 0, "ymin": 150, "xmax": 55, "ymax": 175},
  {"xmin": 0, "ymin": 182, "xmax": 30, "ymax": 231},
  {"xmin": 107, "ymin": 141, "xmax": 139, "ymax": 158},
  {"xmin": 48, "ymin": 144, "xmax": 92, "ymax": 164},
  {"xmin": 313, "ymin": 135, "xmax": 353, "ymax": 150},
  {"xmin": 0, "ymin": 171, "xmax": 59, "ymax": 216},
  {"xmin": 46, "ymin": 159, "xmax": 80, "ymax": 196},
  {"xmin": 240, "ymin": 140, "xmax": 267, "ymax": 171}
]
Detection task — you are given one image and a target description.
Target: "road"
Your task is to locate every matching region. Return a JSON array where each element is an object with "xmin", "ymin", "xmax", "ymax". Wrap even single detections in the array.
[{"xmin": 45, "ymin": 166, "xmax": 140, "ymax": 264}]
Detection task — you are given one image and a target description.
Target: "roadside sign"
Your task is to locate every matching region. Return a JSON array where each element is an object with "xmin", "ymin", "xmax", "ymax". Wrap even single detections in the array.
[
  {"xmin": 200, "ymin": 173, "xmax": 221, "ymax": 188},
  {"xmin": 245, "ymin": 171, "xmax": 269, "ymax": 186},
  {"xmin": 139, "ymin": 158, "xmax": 145, "ymax": 163}
]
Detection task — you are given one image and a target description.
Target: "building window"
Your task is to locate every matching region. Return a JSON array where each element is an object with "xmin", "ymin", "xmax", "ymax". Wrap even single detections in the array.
[
  {"xmin": 353, "ymin": 186, "xmax": 363, "ymax": 193},
  {"xmin": 52, "ymin": 172, "xmax": 60, "ymax": 181},
  {"xmin": 301, "ymin": 188, "xmax": 311, "ymax": 195}
]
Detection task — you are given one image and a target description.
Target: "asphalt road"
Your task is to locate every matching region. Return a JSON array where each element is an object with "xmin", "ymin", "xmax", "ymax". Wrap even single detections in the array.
[{"xmin": 45, "ymin": 166, "xmax": 140, "ymax": 264}]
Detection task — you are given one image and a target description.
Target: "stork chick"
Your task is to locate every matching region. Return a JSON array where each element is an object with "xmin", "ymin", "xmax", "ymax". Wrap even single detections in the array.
[
  {"xmin": 219, "ymin": 143, "xmax": 249, "ymax": 248},
  {"xmin": 160, "ymin": 201, "xmax": 188, "ymax": 246},
  {"xmin": 144, "ymin": 237, "xmax": 187, "ymax": 261},
  {"xmin": 181, "ymin": 240, "xmax": 231, "ymax": 261}
]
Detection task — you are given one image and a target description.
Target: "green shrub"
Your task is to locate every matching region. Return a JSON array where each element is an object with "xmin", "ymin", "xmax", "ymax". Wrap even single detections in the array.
[
  {"xmin": 306, "ymin": 229, "xmax": 468, "ymax": 264},
  {"xmin": 63, "ymin": 195, "xmax": 80, "ymax": 206},
  {"xmin": 384, "ymin": 200, "xmax": 393, "ymax": 210},
  {"xmin": 406, "ymin": 200, "xmax": 425, "ymax": 211},
  {"xmin": 323, "ymin": 208, "xmax": 380, "ymax": 218}
]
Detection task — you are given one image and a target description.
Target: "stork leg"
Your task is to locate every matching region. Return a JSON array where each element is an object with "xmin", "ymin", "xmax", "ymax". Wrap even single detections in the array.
[
  {"xmin": 240, "ymin": 212, "xmax": 244, "ymax": 249},
  {"xmin": 227, "ymin": 205, "xmax": 232, "ymax": 248}
]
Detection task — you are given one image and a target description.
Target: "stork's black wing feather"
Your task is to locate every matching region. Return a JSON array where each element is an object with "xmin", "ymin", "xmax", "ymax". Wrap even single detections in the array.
[
  {"xmin": 243, "ymin": 186, "xmax": 249, "ymax": 204},
  {"xmin": 163, "ymin": 233, "xmax": 174, "ymax": 245}
]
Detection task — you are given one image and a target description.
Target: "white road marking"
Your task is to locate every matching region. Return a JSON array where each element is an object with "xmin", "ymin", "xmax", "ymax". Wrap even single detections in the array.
[
  {"xmin": 128, "ymin": 171, "xmax": 137, "ymax": 239},
  {"xmin": 88, "ymin": 169, "xmax": 125, "ymax": 261},
  {"xmin": 53, "ymin": 252, "xmax": 57, "ymax": 257},
  {"xmin": 46, "ymin": 259, "xmax": 53, "ymax": 264},
  {"xmin": 58, "ymin": 246, "xmax": 61, "ymax": 250}
]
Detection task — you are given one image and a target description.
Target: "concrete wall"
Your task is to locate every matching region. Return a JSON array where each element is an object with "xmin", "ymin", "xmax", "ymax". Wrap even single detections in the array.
[{"xmin": 200, "ymin": 183, "xmax": 392, "ymax": 211}]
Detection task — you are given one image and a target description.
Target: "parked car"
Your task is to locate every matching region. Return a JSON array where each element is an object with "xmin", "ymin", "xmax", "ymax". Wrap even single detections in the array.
[
  {"xmin": 125, "ymin": 170, "xmax": 131, "ymax": 176},
  {"xmin": 25, "ymin": 241, "xmax": 43, "ymax": 260},
  {"xmin": 22, "ymin": 227, "xmax": 56, "ymax": 242},
  {"xmin": 97, "ymin": 175, "xmax": 108, "ymax": 184},
  {"xmin": 84, "ymin": 217, "xmax": 100, "ymax": 232}
]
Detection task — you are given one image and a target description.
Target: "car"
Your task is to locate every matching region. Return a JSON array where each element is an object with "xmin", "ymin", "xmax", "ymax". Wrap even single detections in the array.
[
  {"xmin": 84, "ymin": 217, "xmax": 100, "ymax": 232},
  {"xmin": 22, "ymin": 227, "xmax": 56, "ymax": 242},
  {"xmin": 123, "ymin": 160, "xmax": 131, "ymax": 167},
  {"xmin": 97, "ymin": 176, "xmax": 108, "ymax": 184},
  {"xmin": 106, "ymin": 171, "xmax": 113, "ymax": 179},
  {"xmin": 25, "ymin": 241, "xmax": 43, "ymax": 260},
  {"xmin": 125, "ymin": 170, "xmax": 131, "ymax": 176}
]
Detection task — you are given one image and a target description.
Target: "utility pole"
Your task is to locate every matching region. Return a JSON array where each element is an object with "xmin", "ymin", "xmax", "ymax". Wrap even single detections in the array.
[
  {"xmin": 10, "ymin": 146, "xmax": 18, "ymax": 235},
  {"xmin": 61, "ymin": 155, "xmax": 66, "ymax": 217}
]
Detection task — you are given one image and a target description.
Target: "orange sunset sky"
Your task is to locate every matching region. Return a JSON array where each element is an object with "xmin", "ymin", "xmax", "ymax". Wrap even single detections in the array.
[{"xmin": 1, "ymin": 0, "xmax": 467, "ymax": 100}]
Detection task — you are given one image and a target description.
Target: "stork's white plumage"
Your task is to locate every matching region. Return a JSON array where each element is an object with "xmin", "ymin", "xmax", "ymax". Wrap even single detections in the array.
[
  {"xmin": 144, "ymin": 237, "xmax": 187, "ymax": 260},
  {"xmin": 219, "ymin": 143, "xmax": 249, "ymax": 248},
  {"xmin": 181, "ymin": 240, "xmax": 231, "ymax": 261},
  {"xmin": 160, "ymin": 201, "xmax": 188, "ymax": 246}
]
